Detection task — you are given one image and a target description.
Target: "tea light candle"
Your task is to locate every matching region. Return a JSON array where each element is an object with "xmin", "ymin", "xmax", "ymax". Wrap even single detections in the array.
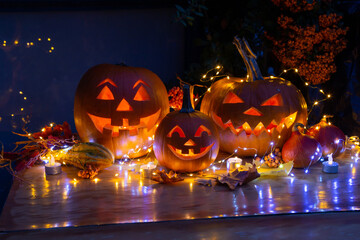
[
  {"xmin": 45, "ymin": 155, "xmax": 62, "ymax": 175},
  {"xmin": 227, "ymin": 157, "xmax": 242, "ymax": 172},
  {"xmin": 140, "ymin": 162, "xmax": 156, "ymax": 178},
  {"xmin": 322, "ymin": 154, "xmax": 338, "ymax": 173}
]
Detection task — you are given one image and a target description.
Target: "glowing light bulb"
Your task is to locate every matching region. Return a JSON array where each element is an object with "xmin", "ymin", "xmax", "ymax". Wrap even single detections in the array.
[
  {"xmin": 19, "ymin": 91, "xmax": 23, "ymax": 94},
  {"xmin": 202, "ymin": 75, "xmax": 206, "ymax": 78},
  {"xmin": 41, "ymin": 128, "xmax": 46, "ymax": 132},
  {"xmin": 327, "ymin": 94, "xmax": 331, "ymax": 98},
  {"xmin": 14, "ymin": 40, "xmax": 19, "ymax": 45},
  {"xmin": 295, "ymin": 69, "xmax": 298, "ymax": 72},
  {"xmin": 227, "ymin": 76, "xmax": 230, "ymax": 79},
  {"xmin": 305, "ymin": 82, "xmax": 309, "ymax": 86},
  {"xmin": 283, "ymin": 70, "xmax": 287, "ymax": 73},
  {"xmin": 314, "ymin": 101, "xmax": 319, "ymax": 105}
]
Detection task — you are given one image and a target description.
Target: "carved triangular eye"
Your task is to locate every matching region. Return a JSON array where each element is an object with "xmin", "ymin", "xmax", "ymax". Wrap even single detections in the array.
[
  {"xmin": 194, "ymin": 125, "xmax": 212, "ymax": 137},
  {"xmin": 96, "ymin": 86, "xmax": 114, "ymax": 100},
  {"xmin": 223, "ymin": 92, "xmax": 244, "ymax": 104},
  {"xmin": 134, "ymin": 85, "xmax": 150, "ymax": 101},
  {"xmin": 261, "ymin": 93, "xmax": 283, "ymax": 106},
  {"xmin": 167, "ymin": 125, "xmax": 186, "ymax": 138}
]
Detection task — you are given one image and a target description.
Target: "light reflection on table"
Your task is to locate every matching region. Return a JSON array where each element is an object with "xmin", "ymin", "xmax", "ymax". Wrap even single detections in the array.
[{"xmin": 0, "ymin": 151, "xmax": 359, "ymax": 231}]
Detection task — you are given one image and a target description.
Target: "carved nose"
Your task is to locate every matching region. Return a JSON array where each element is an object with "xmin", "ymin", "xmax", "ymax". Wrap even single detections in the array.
[
  {"xmin": 184, "ymin": 139, "xmax": 196, "ymax": 146},
  {"xmin": 116, "ymin": 98, "xmax": 133, "ymax": 111},
  {"xmin": 243, "ymin": 107, "xmax": 262, "ymax": 116}
]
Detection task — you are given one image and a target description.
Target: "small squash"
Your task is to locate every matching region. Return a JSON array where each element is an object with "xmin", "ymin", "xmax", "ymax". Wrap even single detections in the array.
[{"xmin": 44, "ymin": 142, "xmax": 114, "ymax": 178}]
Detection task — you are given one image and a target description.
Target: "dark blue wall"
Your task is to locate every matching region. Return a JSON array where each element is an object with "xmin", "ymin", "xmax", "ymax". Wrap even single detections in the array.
[{"xmin": 0, "ymin": 8, "xmax": 185, "ymax": 150}]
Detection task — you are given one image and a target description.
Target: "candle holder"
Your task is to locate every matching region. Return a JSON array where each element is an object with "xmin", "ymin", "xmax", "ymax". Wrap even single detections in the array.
[
  {"xmin": 45, "ymin": 162, "xmax": 62, "ymax": 175},
  {"xmin": 322, "ymin": 161, "xmax": 338, "ymax": 173},
  {"xmin": 227, "ymin": 157, "xmax": 242, "ymax": 172},
  {"xmin": 140, "ymin": 163, "xmax": 156, "ymax": 178},
  {"xmin": 322, "ymin": 154, "xmax": 338, "ymax": 174}
]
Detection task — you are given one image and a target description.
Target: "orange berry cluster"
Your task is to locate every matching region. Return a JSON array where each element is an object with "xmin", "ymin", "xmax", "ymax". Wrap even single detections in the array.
[
  {"xmin": 168, "ymin": 86, "xmax": 184, "ymax": 111},
  {"xmin": 272, "ymin": 0, "xmax": 316, "ymax": 12},
  {"xmin": 267, "ymin": 0, "xmax": 348, "ymax": 84}
]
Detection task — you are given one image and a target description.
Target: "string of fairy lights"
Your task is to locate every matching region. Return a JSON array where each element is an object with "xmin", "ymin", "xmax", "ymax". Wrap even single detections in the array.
[
  {"xmin": 0, "ymin": 36, "xmax": 55, "ymax": 124},
  {"xmin": 3, "ymin": 60, "xmax": 359, "ymax": 180},
  {"xmin": 177, "ymin": 64, "xmax": 359, "ymax": 175},
  {"xmin": 1, "ymin": 37, "xmax": 55, "ymax": 53}
]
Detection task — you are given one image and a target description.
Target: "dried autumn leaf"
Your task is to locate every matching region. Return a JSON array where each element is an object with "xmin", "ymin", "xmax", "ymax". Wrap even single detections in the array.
[
  {"xmin": 151, "ymin": 170, "xmax": 184, "ymax": 183},
  {"xmin": 217, "ymin": 165, "xmax": 260, "ymax": 190}
]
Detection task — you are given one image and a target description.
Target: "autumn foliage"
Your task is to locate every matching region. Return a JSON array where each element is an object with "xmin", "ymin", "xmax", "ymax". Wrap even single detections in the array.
[{"xmin": 266, "ymin": 0, "xmax": 348, "ymax": 84}]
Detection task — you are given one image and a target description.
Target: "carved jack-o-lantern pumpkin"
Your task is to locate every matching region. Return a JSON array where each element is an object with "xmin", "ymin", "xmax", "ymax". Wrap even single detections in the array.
[
  {"xmin": 200, "ymin": 37, "xmax": 307, "ymax": 157},
  {"xmin": 154, "ymin": 85, "xmax": 219, "ymax": 172},
  {"xmin": 74, "ymin": 64, "xmax": 169, "ymax": 159}
]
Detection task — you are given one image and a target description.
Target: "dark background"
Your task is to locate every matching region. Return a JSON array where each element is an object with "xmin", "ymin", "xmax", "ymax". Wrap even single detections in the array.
[{"xmin": 0, "ymin": 0, "xmax": 359, "ymax": 213}]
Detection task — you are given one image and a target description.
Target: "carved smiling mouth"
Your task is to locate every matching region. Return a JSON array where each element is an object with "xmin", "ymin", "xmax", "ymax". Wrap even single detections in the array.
[
  {"xmin": 212, "ymin": 111, "xmax": 298, "ymax": 136},
  {"xmin": 167, "ymin": 142, "xmax": 215, "ymax": 160},
  {"xmin": 87, "ymin": 109, "xmax": 161, "ymax": 137}
]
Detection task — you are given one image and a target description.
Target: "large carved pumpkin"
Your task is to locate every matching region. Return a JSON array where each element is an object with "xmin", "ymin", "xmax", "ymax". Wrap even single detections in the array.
[
  {"xmin": 74, "ymin": 64, "xmax": 169, "ymax": 159},
  {"xmin": 154, "ymin": 85, "xmax": 219, "ymax": 172},
  {"xmin": 200, "ymin": 37, "xmax": 307, "ymax": 157}
]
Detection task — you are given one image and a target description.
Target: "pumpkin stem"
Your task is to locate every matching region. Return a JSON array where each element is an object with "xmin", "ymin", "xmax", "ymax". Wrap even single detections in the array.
[
  {"xmin": 180, "ymin": 84, "xmax": 195, "ymax": 113},
  {"xmin": 233, "ymin": 36, "xmax": 264, "ymax": 82},
  {"xmin": 292, "ymin": 123, "xmax": 305, "ymax": 132}
]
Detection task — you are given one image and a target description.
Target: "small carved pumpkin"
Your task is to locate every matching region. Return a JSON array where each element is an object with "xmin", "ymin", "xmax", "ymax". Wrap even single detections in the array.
[
  {"xmin": 200, "ymin": 37, "xmax": 307, "ymax": 157},
  {"xmin": 306, "ymin": 117, "xmax": 346, "ymax": 157},
  {"xmin": 282, "ymin": 123, "xmax": 322, "ymax": 168},
  {"xmin": 74, "ymin": 64, "xmax": 169, "ymax": 159},
  {"xmin": 154, "ymin": 85, "xmax": 219, "ymax": 172}
]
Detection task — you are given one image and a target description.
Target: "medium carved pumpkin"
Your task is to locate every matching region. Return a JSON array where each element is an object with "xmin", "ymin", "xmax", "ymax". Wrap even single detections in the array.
[
  {"xmin": 154, "ymin": 85, "xmax": 219, "ymax": 172},
  {"xmin": 200, "ymin": 37, "xmax": 307, "ymax": 157},
  {"xmin": 74, "ymin": 64, "xmax": 169, "ymax": 159}
]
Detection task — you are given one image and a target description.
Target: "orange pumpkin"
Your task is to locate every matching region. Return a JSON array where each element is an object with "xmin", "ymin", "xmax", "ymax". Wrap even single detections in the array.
[
  {"xmin": 282, "ymin": 123, "xmax": 322, "ymax": 168},
  {"xmin": 74, "ymin": 64, "xmax": 169, "ymax": 159},
  {"xmin": 306, "ymin": 117, "xmax": 346, "ymax": 157},
  {"xmin": 154, "ymin": 85, "xmax": 219, "ymax": 172},
  {"xmin": 200, "ymin": 37, "xmax": 307, "ymax": 157}
]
